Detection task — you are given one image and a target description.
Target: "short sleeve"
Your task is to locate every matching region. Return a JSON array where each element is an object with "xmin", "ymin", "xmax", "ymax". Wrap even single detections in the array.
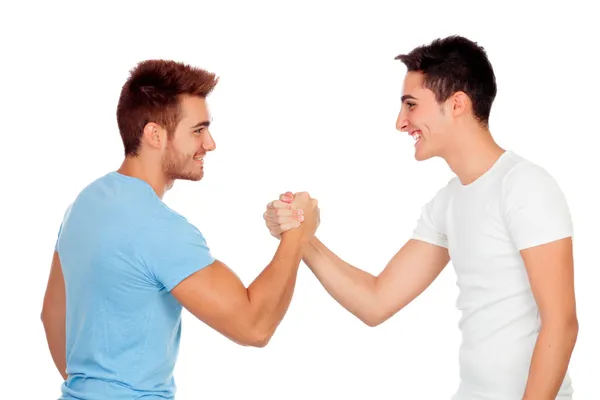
[
  {"xmin": 411, "ymin": 183, "xmax": 451, "ymax": 249},
  {"xmin": 502, "ymin": 162, "xmax": 573, "ymax": 251},
  {"xmin": 55, "ymin": 223, "xmax": 62, "ymax": 251},
  {"xmin": 143, "ymin": 212, "xmax": 216, "ymax": 291},
  {"xmin": 55, "ymin": 204, "xmax": 72, "ymax": 252}
]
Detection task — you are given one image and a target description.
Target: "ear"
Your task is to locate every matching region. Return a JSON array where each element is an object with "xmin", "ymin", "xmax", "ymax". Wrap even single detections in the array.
[
  {"xmin": 450, "ymin": 91, "xmax": 470, "ymax": 117},
  {"xmin": 142, "ymin": 122, "xmax": 166, "ymax": 150}
]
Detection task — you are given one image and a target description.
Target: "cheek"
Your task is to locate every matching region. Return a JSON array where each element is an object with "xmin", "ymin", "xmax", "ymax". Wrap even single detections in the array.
[
  {"xmin": 169, "ymin": 137, "xmax": 190, "ymax": 154},
  {"xmin": 423, "ymin": 111, "xmax": 447, "ymax": 133}
]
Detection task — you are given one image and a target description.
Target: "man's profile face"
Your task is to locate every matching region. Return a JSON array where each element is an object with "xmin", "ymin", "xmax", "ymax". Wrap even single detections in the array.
[
  {"xmin": 162, "ymin": 95, "xmax": 215, "ymax": 182},
  {"xmin": 396, "ymin": 71, "xmax": 452, "ymax": 161}
]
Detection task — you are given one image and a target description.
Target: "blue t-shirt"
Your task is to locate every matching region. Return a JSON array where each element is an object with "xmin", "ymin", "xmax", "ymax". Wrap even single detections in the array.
[{"xmin": 55, "ymin": 171, "xmax": 215, "ymax": 400}]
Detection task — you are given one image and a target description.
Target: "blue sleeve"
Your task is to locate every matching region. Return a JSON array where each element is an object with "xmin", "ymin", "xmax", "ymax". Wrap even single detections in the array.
[
  {"xmin": 55, "ymin": 222, "xmax": 62, "ymax": 251},
  {"xmin": 143, "ymin": 213, "xmax": 216, "ymax": 291},
  {"xmin": 55, "ymin": 204, "xmax": 72, "ymax": 252}
]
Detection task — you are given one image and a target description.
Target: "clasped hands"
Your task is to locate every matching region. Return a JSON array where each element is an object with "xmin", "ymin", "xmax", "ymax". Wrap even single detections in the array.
[{"xmin": 263, "ymin": 191, "xmax": 320, "ymax": 239}]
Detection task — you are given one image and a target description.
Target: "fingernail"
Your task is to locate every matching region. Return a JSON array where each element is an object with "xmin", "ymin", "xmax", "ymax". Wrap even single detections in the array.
[
  {"xmin": 299, "ymin": 215, "xmax": 304, "ymax": 222},
  {"xmin": 296, "ymin": 209, "xmax": 303, "ymax": 215}
]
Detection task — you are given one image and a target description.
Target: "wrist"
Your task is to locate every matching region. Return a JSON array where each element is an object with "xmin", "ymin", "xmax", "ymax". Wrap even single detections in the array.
[{"xmin": 281, "ymin": 228, "xmax": 305, "ymax": 242}]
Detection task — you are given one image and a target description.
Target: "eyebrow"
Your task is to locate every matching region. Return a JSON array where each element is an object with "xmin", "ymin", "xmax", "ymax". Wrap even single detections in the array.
[
  {"xmin": 190, "ymin": 120, "xmax": 211, "ymax": 129},
  {"xmin": 401, "ymin": 94, "xmax": 418, "ymax": 102}
]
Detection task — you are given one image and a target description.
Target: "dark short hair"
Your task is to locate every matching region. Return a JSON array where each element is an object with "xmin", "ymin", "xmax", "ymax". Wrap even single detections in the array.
[
  {"xmin": 395, "ymin": 35, "xmax": 497, "ymax": 125},
  {"xmin": 117, "ymin": 59, "xmax": 219, "ymax": 156}
]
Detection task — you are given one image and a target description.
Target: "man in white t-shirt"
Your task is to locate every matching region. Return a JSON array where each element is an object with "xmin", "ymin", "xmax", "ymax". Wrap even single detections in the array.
[{"xmin": 263, "ymin": 35, "xmax": 578, "ymax": 399}]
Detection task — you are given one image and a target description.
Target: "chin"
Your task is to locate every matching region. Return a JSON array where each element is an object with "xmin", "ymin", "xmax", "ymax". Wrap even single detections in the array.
[
  {"xmin": 187, "ymin": 173, "xmax": 204, "ymax": 181},
  {"xmin": 414, "ymin": 150, "xmax": 434, "ymax": 161},
  {"xmin": 169, "ymin": 172, "xmax": 204, "ymax": 182},
  {"xmin": 414, "ymin": 142, "xmax": 439, "ymax": 161}
]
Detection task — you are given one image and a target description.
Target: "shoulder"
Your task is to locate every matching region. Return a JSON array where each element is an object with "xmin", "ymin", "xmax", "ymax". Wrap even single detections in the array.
[
  {"xmin": 501, "ymin": 155, "xmax": 563, "ymax": 197},
  {"xmin": 428, "ymin": 176, "xmax": 459, "ymax": 208},
  {"xmin": 418, "ymin": 176, "xmax": 458, "ymax": 231},
  {"xmin": 499, "ymin": 152, "xmax": 571, "ymax": 220},
  {"xmin": 150, "ymin": 203, "xmax": 205, "ymax": 238}
]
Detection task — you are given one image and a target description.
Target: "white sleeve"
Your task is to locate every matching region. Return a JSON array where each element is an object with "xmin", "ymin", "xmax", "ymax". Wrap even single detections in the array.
[
  {"xmin": 501, "ymin": 162, "xmax": 573, "ymax": 251},
  {"xmin": 411, "ymin": 185, "xmax": 450, "ymax": 249}
]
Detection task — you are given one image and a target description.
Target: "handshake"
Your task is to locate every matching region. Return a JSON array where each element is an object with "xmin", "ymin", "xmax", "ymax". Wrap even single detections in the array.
[{"xmin": 263, "ymin": 191, "xmax": 320, "ymax": 240}]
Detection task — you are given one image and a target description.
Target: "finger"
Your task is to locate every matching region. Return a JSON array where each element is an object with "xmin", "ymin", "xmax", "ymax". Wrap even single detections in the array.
[
  {"xmin": 266, "ymin": 220, "xmax": 279, "ymax": 229},
  {"xmin": 266, "ymin": 216, "xmax": 301, "ymax": 230},
  {"xmin": 280, "ymin": 192, "xmax": 294, "ymax": 203},
  {"xmin": 274, "ymin": 208, "xmax": 303, "ymax": 218},
  {"xmin": 267, "ymin": 199, "xmax": 294, "ymax": 210},
  {"xmin": 265, "ymin": 209, "xmax": 303, "ymax": 222},
  {"xmin": 265, "ymin": 215, "xmax": 302, "ymax": 226}
]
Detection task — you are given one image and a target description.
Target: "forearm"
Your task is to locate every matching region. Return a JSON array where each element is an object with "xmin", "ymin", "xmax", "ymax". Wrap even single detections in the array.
[
  {"xmin": 42, "ymin": 313, "xmax": 67, "ymax": 381},
  {"xmin": 302, "ymin": 236, "xmax": 379, "ymax": 325},
  {"xmin": 522, "ymin": 320, "xmax": 578, "ymax": 399},
  {"xmin": 246, "ymin": 230, "xmax": 305, "ymax": 343}
]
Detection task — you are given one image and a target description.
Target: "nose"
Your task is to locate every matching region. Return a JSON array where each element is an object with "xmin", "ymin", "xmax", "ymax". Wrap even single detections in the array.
[
  {"xmin": 396, "ymin": 109, "xmax": 409, "ymax": 132},
  {"xmin": 203, "ymin": 130, "xmax": 216, "ymax": 152}
]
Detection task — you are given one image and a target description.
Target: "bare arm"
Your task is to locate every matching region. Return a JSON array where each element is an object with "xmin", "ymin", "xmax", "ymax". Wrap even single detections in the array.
[
  {"xmin": 264, "ymin": 193, "xmax": 449, "ymax": 327},
  {"xmin": 303, "ymin": 237, "xmax": 449, "ymax": 326},
  {"xmin": 41, "ymin": 251, "xmax": 68, "ymax": 381},
  {"xmin": 521, "ymin": 237, "xmax": 578, "ymax": 400},
  {"xmin": 172, "ymin": 192, "xmax": 318, "ymax": 347}
]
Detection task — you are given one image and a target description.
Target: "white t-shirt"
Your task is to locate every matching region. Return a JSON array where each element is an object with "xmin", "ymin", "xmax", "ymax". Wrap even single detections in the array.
[{"xmin": 412, "ymin": 150, "xmax": 574, "ymax": 400}]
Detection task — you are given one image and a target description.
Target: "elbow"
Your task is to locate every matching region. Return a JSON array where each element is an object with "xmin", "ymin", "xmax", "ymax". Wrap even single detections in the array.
[
  {"xmin": 542, "ymin": 312, "xmax": 579, "ymax": 342},
  {"xmin": 41, "ymin": 305, "xmax": 64, "ymax": 330},
  {"xmin": 232, "ymin": 326, "xmax": 273, "ymax": 348},
  {"xmin": 362, "ymin": 315, "xmax": 385, "ymax": 328},
  {"xmin": 40, "ymin": 307, "xmax": 51, "ymax": 325},
  {"xmin": 360, "ymin": 310, "xmax": 388, "ymax": 328},
  {"xmin": 568, "ymin": 314, "xmax": 579, "ymax": 341},
  {"xmin": 248, "ymin": 338, "xmax": 270, "ymax": 348},
  {"xmin": 566, "ymin": 316, "xmax": 579, "ymax": 348},
  {"xmin": 359, "ymin": 303, "xmax": 400, "ymax": 327},
  {"xmin": 246, "ymin": 328, "xmax": 273, "ymax": 348}
]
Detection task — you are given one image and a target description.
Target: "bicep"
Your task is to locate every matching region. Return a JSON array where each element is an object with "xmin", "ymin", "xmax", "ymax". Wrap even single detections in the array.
[
  {"xmin": 42, "ymin": 251, "xmax": 65, "ymax": 317},
  {"xmin": 520, "ymin": 237, "xmax": 576, "ymax": 325},
  {"xmin": 375, "ymin": 239, "xmax": 450, "ymax": 318},
  {"xmin": 170, "ymin": 259, "xmax": 254, "ymax": 344}
]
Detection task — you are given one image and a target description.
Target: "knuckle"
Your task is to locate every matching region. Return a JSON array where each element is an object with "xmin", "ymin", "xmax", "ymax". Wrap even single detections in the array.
[{"xmin": 274, "ymin": 200, "xmax": 289, "ymax": 209}]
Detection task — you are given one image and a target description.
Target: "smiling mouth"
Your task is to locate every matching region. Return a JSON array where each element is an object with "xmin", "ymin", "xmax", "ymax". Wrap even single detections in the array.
[{"xmin": 410, "ymin": 130, "xmax": 422, "ymax": 145}]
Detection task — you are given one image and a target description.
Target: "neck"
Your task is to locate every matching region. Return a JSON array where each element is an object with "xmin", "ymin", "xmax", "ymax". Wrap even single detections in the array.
[
  {"xmin": 117, "ymin": 155, "xmax": 173, "ymax": 199},
  {"xmin": 443, "ymin": 124, "xmax": 505, "ymax": 186}
]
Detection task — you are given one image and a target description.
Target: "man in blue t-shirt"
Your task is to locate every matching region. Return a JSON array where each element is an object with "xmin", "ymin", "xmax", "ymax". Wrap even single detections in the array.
[{"xmin": 41, "ymin": 59, "xmax": 319, "ymax": 400}]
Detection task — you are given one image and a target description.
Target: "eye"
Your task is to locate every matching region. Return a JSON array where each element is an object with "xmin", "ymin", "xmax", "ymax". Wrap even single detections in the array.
[
  {"xmin": 406, "ymin": 101, "xmax": 416, "ymax": 109},
  {"xmin": 193, "ymin": 127, "xmax": 206, "ymax": 135}
]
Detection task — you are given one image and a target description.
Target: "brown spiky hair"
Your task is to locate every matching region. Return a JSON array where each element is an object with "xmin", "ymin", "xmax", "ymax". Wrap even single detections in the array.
[
  {"xmin": 395, "ymin": 35, "xmax": 497, "ymax": 126},
  {"xmin": 116, "ymin": 59, "xmax": 219, "ymax": 156}
]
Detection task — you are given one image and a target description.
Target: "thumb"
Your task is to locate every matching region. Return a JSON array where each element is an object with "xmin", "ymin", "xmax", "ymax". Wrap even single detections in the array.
[{"xmin": 280, "ymin": 191, "xmax": 294, "ymax": 203}]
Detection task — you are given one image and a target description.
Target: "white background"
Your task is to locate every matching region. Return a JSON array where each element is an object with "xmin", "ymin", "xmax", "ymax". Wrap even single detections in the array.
[{"xmin": 1, "ymin": 1, "xmax": 598, "ymax": 399}]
